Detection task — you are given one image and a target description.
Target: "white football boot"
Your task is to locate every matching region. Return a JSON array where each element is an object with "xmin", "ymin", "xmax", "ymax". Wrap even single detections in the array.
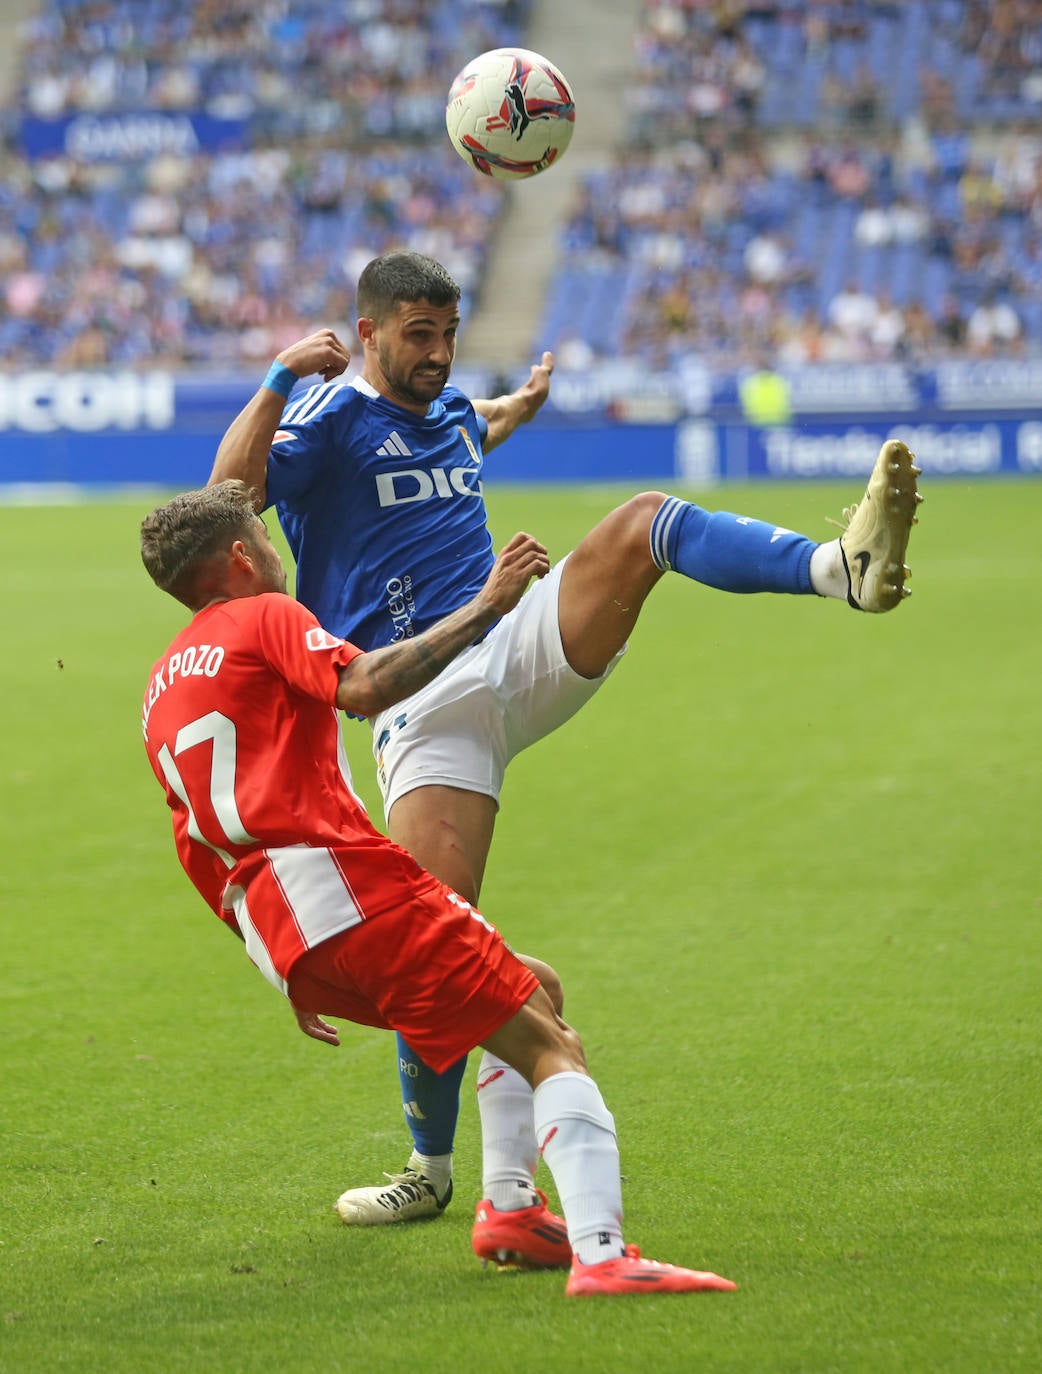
[
  {"xmin": 837, "ymin": 439, "xmax": 922, "ymax": 612},
  {"xmin": 335, "ymin": 1168, "xmax": 452, "ymax": 1225}
]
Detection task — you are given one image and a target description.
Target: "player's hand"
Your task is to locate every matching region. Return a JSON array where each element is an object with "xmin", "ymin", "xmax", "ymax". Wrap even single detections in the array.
[
  {"xmin": 482, "ymin": 532, "xmax": 550, "ymax": 614},
  {"xmin": 276, "ymin": 329, "xmax": 351, "ymax": 384},
  {"xmin": 515, "ymin": 351, "xmax": 554, "ymax": 421},
  {"xmin": 292, "ymin": 1005, "xmax": 341, "ymax": 1047}
]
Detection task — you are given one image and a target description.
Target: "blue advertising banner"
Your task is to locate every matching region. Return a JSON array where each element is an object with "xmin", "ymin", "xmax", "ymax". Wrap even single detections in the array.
[
  {"xmin": 692, "ymin": 418, "xmax": 1042, "ymax": 481},
  {"xmin": 544, "ymin": 358, "xmax": 1042, "ymax": 421},
  {"xmin": 19, "ymin": 112, "xmax": 248, "ymax": 160},
  {"xmin": 2, "ymin": 367, "xmax": 1042, "ymax": 492}
]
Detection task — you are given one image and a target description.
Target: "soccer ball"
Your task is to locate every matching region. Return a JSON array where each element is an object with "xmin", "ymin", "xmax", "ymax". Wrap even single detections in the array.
[{"xmin": 445, "ymin": 47, "xmax": 575, "ymax": 181}]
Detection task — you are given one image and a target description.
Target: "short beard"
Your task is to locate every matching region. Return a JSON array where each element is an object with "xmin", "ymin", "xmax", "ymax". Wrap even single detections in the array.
[{"xmin": 380, "ymin": 350, "xmax": 448, "ymax": 407}]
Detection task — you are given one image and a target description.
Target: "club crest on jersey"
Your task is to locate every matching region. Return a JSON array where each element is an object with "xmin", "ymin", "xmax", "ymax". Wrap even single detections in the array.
[{"xmin": 457, "ymin": 425, "xmax": 480, "ymax": 464}]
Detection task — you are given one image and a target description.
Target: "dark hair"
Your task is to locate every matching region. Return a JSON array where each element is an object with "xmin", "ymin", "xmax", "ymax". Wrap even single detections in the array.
[
  {"xmin": 356, "ymin": 251, "xmax": 461, "ymax": 323},
  {"xmin": 141, "ymin": 480, "xmax": 258, "ymax": 607}
]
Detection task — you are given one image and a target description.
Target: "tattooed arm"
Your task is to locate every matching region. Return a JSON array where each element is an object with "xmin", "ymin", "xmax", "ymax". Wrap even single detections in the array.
[{"xmin": 334, "ymin": 532, "xmax": 550, "ymax": 718}]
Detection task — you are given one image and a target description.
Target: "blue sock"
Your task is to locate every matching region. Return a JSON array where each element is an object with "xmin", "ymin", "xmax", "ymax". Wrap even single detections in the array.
[
  {"xmin": 396, "ymin": 1033, "xmax": 466, "ymax": 1156},
  {"xmin": 650, "ymin": 495, "xmax": 816, "ymax": 594}
]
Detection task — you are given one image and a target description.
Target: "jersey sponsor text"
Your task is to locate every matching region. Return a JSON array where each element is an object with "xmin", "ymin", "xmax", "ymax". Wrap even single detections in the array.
[
  {"xmin": 375, "ymin": 466, "xmax": 483, "ymax": 507},
  {"xmin": 386, "ymin": 574, "xmax": 417, "ymax": 640}
]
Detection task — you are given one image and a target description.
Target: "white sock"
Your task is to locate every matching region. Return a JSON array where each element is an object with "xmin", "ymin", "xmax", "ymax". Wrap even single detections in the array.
[
  {"xmin": 407, "ymin": 1149, "xmax": 452, "ymax": 1199},
  {"xmin": 809, "ymin": 538, "xmax": 848, "ymax": 600},
  {"xmin": 476, "ymin": 1052, "xmax": 540, "ymax": 1211},
  {"xmin": 533, "ymin": 1070, "xmax": 625, "ymax": 1265}
]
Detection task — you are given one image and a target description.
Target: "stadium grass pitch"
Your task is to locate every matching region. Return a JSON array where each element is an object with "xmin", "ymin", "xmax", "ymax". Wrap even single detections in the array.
[{"xmin": 1, "ymin": 479, "xmax": 1039, "ymax": 1373}]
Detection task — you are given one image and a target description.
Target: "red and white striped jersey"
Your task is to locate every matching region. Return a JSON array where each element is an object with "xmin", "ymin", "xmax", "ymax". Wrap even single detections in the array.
[{"xmin": 141, "ymin": 593, "xmax": 436, "ymax": 991}]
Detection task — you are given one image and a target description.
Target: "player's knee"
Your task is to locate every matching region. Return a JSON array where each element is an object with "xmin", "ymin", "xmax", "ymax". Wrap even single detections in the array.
[
  {"xmin": 542, "ymin": 965, "xmax": 564, "ymax": 1016},
  {"xmin": 548, "ymin": 1018, "xmax": 587, "ymax": 1074},
  {"xmin": 615, "ymin": 490, "xmax": 672, "ymax": 556},
  {"xmin": 563, "ymin": 1020, "xmax": 585, "ymax": 1063}
]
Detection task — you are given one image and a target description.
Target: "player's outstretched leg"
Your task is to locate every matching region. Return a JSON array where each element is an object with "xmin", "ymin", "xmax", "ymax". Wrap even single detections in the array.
[
  {"xmin": 833, "ymin": 439, "xmax": 923, "ymax": 611},
  {"xmin": 646, "ymin": 438, "xmax": 922, "ymax": 611}
]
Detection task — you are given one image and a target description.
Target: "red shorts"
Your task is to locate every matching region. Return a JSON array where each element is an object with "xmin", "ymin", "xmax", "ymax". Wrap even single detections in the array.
[{"xmin": 286, "ymin": 880, "xmax": 540, "ymax": 1073}]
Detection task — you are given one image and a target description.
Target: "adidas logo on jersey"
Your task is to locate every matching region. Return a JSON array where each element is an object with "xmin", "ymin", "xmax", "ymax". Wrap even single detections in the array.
[{"xmin": 376, "ymin": 431, "xmax": 412, "ymax": 458}]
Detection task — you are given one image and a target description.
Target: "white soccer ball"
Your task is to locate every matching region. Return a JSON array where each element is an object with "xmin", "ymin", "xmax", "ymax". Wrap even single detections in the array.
[{"xmin": 445, "ymin": 47, "xmax": 576, "ymax": 181}]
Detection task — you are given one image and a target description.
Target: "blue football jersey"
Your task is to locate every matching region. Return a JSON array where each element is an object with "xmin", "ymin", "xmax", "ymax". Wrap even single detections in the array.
[{"xmin": 265, "ymin": 376, "xmax": 495, "ymax": 651}]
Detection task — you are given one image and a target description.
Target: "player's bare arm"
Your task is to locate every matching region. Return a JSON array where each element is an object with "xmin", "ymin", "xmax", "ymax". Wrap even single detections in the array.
[
  {"xmin": 472, "ymin": 351, "xmax": 554, "ymax": 453},
  {"xmin": 336, "ymin": 532, "xmax": 550, "ymax": 717},
  {"xmin": 208, "ymin": 330, "xmax": 351, "ymax": 508}
]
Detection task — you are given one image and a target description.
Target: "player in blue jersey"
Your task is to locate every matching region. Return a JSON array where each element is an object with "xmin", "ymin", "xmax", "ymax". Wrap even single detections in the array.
[{"xmin": 210, "ymin": 250, "xmax": 922, "ymax": 1267}]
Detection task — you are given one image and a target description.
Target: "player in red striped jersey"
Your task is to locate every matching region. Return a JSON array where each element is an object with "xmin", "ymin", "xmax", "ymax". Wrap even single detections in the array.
[{"xmin": 139, "ymin": 480, "xmax": 737, "ymax": 1296}]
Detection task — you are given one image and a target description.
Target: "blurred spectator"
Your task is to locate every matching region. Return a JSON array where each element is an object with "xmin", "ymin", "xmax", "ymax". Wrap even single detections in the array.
[
  {"xmin": 555, "ymin": 333, "xmax": 596, "ymax": 370},
  {"xmin": 890, "ymin": 195, "xmax": 930, "ymax": 243},
  {"xmin": 868, "ymin": 290, "xmax": 906, "ymax": 358},
  {"xmin": 845, "ymin": 65, "xmax": 885, "ymax": 130},
  {"xmin": 854, "ymin": 197, "xmax": 893, "ymax": 248},
  {"xmin": 731, "ymin": 38, "xmax": 767, "ymax": 120},
  {"xmin": 993, "ymin": 124, "xmax": 1041, "ymax": 208},
  {"xmin": 743, "ymin": 229, "xmax": 788, "ymax": 283},
  {"xmin": 966, "ymin": 292, "xmax": 1022, "ymax": 354},
  {"xmin": 854, "ymin": 194, "xmax": 929, "ymax": 248},
  {"xmin": 959, "ymin": 162, "xmax": 1004, "ymax": 217},
  {"xmin": 776, "ymin": 308, "xmax": 827, "ymax": 364},
  {"xmin": 936, "ymin": 293, "xmax": 967, "ymax": 350},
  {"xmin": 897, "ymin": 300, "xmax": 939, "ymax": 362},
  {"xmin": 739, "ymin": 355, "xmax": 791, "ymax": 425},
  {"xmin": 826, "ymin": 146, "xmax": 873, "ymax": 201},
  {"xmin": 828, "ymin": 279, "xmax": 879, "ymax": 342}
]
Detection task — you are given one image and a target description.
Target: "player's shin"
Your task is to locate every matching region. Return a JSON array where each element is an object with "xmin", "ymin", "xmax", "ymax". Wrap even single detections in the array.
[
  {"xmin": 649, "ymin": 496, "xmax": 816, "ymax": 595},
  {"xmin": 533, "ymin": 1070, "xmax": 625, "ymax": 1265},
  {"xmin": 396, "ymin": 1033, "xmax": 465, "ymax": 1199},
  {"xmin": 476, "ymin": 1051, "xmax": 540, "ymax": 1210}
]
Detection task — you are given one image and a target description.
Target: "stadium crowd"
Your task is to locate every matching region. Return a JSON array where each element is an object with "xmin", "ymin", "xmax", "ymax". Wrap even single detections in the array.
[
  {"xmin": 0, "ymin": 140, "xmax": 506, "ymax": 369},
  {"xmin": 14, "ymin": 0, "xmax": 531, "ymax": 137},
  {"xmin": 0, "ymin": 0, "xmax": 525, "ymax": 369},
  {"xmin": 549, "ymin": 123, "xmax": 1042, "ymax": 369},
  {"xmin": 2, "ymin": 0, "xmax": 1041, "ymax": 371},
  {"xmin": 543, "ymin": 0, "xmax": 1042, "ymax": 367}
]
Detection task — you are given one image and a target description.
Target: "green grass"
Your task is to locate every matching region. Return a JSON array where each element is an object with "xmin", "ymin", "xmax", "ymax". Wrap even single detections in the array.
[{"xmin": 2, "ymin": 479, "xmax": 1040, "ymax": 1372}]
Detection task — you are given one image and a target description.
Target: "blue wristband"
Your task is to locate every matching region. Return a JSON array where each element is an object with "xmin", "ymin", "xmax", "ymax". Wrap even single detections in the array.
[{"xmin": 262, "ymin": 360, "xmax": 298, "ymax": 399}]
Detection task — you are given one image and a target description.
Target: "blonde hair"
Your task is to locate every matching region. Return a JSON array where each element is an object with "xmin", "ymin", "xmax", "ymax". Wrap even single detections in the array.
[{"xmin": 141, "ymin": 480, "xmax": 259, "ymax": 607}]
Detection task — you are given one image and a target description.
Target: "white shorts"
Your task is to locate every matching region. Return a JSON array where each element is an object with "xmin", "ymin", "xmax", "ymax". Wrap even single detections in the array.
[{"xmin": 370, "ymin": 557, "xmax": 626, "ymax": 816}]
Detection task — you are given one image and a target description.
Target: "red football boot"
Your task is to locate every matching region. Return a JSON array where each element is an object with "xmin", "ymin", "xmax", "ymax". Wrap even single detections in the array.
[
  {"xmin": 472, "ymin": 1190, "xmax": 572, "ymax": 1269},
  {"xmin": 565, "ymin": 1245, "xmax": 737, "ymax": 1296}
]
